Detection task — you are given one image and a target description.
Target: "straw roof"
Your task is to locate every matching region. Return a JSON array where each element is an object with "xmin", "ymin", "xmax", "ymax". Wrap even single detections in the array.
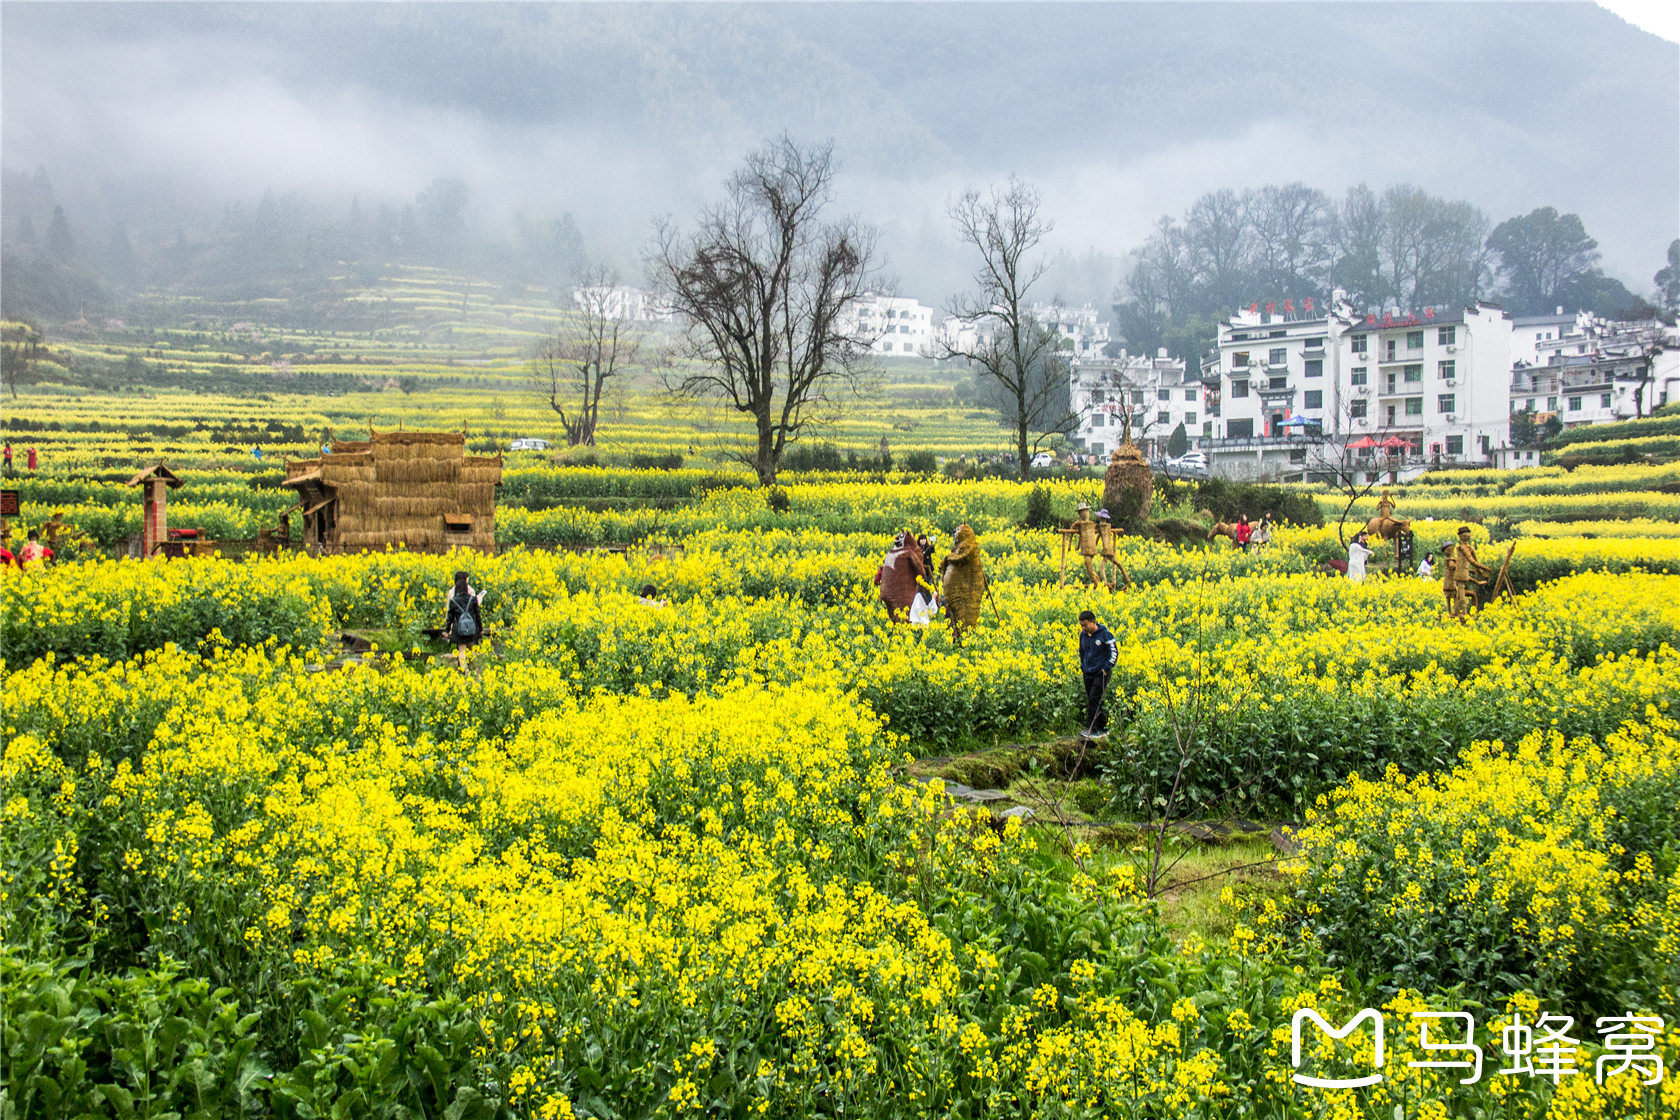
[{"xmin": 294, "ymin": 430, "xmax": 502, "ymax": 553}]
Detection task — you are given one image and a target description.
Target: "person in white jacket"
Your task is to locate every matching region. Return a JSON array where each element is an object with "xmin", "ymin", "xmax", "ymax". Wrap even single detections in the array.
[{"xmin": 1346, "ymin": 532, "xmax": 1374, "ymax": 584}]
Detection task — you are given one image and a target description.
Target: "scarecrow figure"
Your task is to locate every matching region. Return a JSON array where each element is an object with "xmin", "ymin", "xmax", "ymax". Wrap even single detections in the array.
[
  {"xmin": 1096, "ymin": 509, "xmax": 1130, "ymax": 590},
  {"xmin": 1447, "ymin": 525, "xmax": 1491, "ymax": 619},
  {"xmin": 874, "ymin": 528, "xmax": 927, "ymax": 625},
  {"xmin": 941, "ymin": 523, "xmax": 987, "ymax": 643},
  {"xmin": 1059, "ymin": 501, "xmax": 1102, "ymax": 587}
]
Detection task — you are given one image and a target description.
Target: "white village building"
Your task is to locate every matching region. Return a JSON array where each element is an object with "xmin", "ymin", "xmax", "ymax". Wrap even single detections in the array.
[
  {"xmin": 1202, "ymin": 294, "xmax": 1512, "ymax": 480},
  {"xmin": 1068, "ymin": 351, "xmax": 1193, "ymax": 459},
  {"xmin": 571, "ymin": 285, "xmax": 675, "ymax": 322},
  {"xmin": 848, "ymin": 294, "xmax": 936, "ymax": 357},
  {"xmin": 1510, "ymin": 313, "xmax": 1679, "ymax": 429}
]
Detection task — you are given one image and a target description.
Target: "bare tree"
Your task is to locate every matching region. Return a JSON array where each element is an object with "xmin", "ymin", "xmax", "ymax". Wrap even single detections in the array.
[
  {"xmin": 944, "ymin": 179, "xmax": 1077, "ymax": 480},
  {"xmin": 650, "ymin": 136, "xmax": 882, "ymax": 485},
  {"xmin": 1, "ymin": 321, "xmax": 43, "ymax": 400},
  {"xmin": 1301, "ymin": 398, "xmax": 1381, "ymax": 546},
  {"xmin": 1610, "ymin": 327, "xmax": 1668, "ymax": 419},
  {"xmin": 528, "ymin": 265, "xmax": 642, "ymax": 446}
]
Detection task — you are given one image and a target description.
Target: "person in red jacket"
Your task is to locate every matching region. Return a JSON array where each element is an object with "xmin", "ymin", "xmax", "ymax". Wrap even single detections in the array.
[
  {"xmin": 1234, "ymin": 515, "xmax": 1253, "ymax": 552},
  {"xmin": 25, "ymin": 446, "xmax": 38, "ymax": 471}
]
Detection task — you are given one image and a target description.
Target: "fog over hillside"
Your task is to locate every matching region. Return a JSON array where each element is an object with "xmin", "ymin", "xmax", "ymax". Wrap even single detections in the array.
[{"xmin": 2, "ymin": 2, "xmax": 1675, "ymax": 317}]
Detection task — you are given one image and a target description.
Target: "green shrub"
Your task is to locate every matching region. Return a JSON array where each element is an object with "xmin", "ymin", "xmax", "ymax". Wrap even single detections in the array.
[{"xmin": 1193, "ymin": 478, "xmax": 1323, "ymax": 527}]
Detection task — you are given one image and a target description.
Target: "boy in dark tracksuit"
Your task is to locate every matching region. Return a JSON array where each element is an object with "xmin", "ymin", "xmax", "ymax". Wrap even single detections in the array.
[{"xmin": 1077, "ymin": 610, "xmax": 1118, "ymax": 739}]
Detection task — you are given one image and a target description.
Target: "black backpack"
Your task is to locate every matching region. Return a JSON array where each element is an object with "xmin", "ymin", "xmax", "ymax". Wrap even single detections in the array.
[{"xmin": 452, "ymin": 592, "xmax": 479, "ymax": 639}]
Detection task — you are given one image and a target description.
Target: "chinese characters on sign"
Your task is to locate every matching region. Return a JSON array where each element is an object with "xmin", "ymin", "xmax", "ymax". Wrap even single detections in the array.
[{"xmin": 1290, "ymin": 1009, "xmax": 1664, "ymax": 1089}]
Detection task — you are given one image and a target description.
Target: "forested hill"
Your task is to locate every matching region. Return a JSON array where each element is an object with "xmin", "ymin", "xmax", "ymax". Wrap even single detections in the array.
[{"xmin": 2, "ymin": 3, "xmax": 1675, "ymax": 324}]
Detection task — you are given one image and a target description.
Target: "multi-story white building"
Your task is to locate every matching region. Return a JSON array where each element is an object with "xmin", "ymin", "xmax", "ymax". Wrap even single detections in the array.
[
  {"xmin": 849, "ymin": 294, "xmax": 935, "ymax": 357},
  {"xmin": 1033, "ymin": 303, "xmax": 1112, "ymax": 359},
  {"xmin": 1510, "ymin": 314, "xmax": 1679, "ymax": 427},
  {"xmin": 570, "ymin": 285, "xmax": 675, "ymax": 322},
  {"xmin": 1203, "ymin": 295, "xmax": 1512, "ymax": 479},
  {"xmin": 1068, "ymin": 350, "xmax": 1191, "ymax": 459},
  {"xmin": 934, "ymin": 303, "xmax": 1111, "ymax": 363}
]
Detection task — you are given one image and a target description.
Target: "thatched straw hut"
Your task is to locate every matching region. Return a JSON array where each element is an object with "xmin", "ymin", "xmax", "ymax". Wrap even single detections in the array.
[{"xmin": 283, "ymin": 431, "xmax": 501, "ymax": 553}]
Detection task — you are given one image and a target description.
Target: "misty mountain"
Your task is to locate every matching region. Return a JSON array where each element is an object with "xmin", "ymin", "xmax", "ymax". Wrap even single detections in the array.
[{"xmin": 2, "ymin": 3, "xmax": 1675, "ymax": 323}]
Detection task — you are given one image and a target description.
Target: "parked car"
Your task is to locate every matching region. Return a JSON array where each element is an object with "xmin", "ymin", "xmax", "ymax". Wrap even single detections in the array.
[
  {"xmin": 1163, "ymin": 451, "xmax": 1208, "ymax": 476},
  {"xmin": 509, "ymin": 438, "xmax": 551, "ymax": 451},
  {"xmin": 1030, "ymin": 452, "xmax": 1055, "ymax": 470}
]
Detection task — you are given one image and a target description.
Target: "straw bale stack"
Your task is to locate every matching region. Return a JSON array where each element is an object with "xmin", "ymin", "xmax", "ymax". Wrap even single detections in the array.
[
  {"xmin": 1103, "ymin": 442, "xmax": 1154, "ymax": 526},
  {"xmin": 309, "ymin": 431, "xmax": 501, "ymax": 553}
]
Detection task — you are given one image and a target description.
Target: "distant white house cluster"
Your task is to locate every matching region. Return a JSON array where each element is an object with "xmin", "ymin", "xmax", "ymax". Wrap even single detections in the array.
[{"xmin": 590, "ymin": 280, "xmax": 1675, "ymax": 479}]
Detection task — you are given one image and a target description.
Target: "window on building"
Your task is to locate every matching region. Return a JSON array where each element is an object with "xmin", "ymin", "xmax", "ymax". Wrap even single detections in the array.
[
  {"xmin": 1227, "ymin": 418, "xmax": 1254, "ymax": 438},
  {"xmin": 1230, "ymin": 380, "xmax": 1249, "ymax": 398},
  {"xmin": 1289, "ymin": 448, "xmax": 1307, "ymax": 464},
  {"xmin": 1157, "ymin": 388, "xmax": 1172, "ymax": 401},
  {"xmin": 1269, "ymin": 348, "xmax": 1287, "ymax": 365},
  {"xmin": 1350, "ymin": 399, "xmax": 1368, "ymax": 418},
  {"xmin": 1090, "ymin": 413, "xmax": 1103, "ymax": 428},
  {"xmin": 1385, "ymin": 339, "xmax": 1398, "ymax": 361},
  {"xmin": 1568, "ymin": 396, "xmax": 1583, "ymax": 411},
  {"xmin": 1407, "ymin": 330, "xmax": 1424, "ymax": 350},
  {"xmin": 1269, "ymin": 376, "xmax": 1287, "ymax": 390},
  {"xmin": 1601, "ymin": 393, "xmax": 1612, "ymax": 408},
  {"xmin": 1304, "ymin": 390, "xmax": 1323, "ymax": 409},
  {"xmin": 1351, "ymin": 366, "xmax": 1368, "ymax": 386},
  {"xmin": 1351, "ymin": 335, "xmax": 1368, "ymax": 354},
  {"xmin": 1438, "ymin": 360, "xmax": 1455, "ymax": 379},
  {"xmin": 903, "ymin": 343, "xmax": 913, "ymax": 352},
  {"xmin": 1184, "ymin": 413, "xmax": 1197, "ymax": 426},
  {"xmin": 1526, "ymin": 399, "xmax": 1536, "ymax": 412},
  {"xmin": 1157, "ymin": 411, "xmax": 1170, "ymax": 425},
  {"xmin": 1233, "ymin": 352, "xmax": 1250, "ymax": 367},
  {"xmin": 1185, "ymin": 388, "xmax": 1197, "ymax": 401},
  {"xmin": 1133, "ymin": 390, "xmax": 1145, "ymax": 405},
  {"xmin": 1446, "ymin": 435, "xmax": 1464, "ymax": 456},
  {"xmin": 1438, "ymin": 394, "xmax": 1456, "ymax": 413},
  {"xmin": 1305, "ymin": 359, "xmax": 1323, "ymax": 378},
  {"xmin": 1405, "ymin": 397, "xmax": 1423, "ymax": 416},
  {"xmin": 900, "ymin": 325, "xmax": 910, "ymax": 334},
  {"xmin": 1403, "ymin": 364, "xmax": 1423, "ymax": 383},
  {"xmin": 1305, "ymin": 336, "xmax": 1324, "ymax": 349},
  {"xmin": 1089, "ymin": 442, "xmax": 1104, "ymax": 456},
  {"xmin": 1091, "ymin": 390, "xmax": 1104, "ymax": 404},
  {"xmin": 1438, "ymin": 326, "xmax": 1456, "ymax": 345},
  {"xmin": 1269, "ymin": 330, "xmax": 1286, "ymax": 338},
  {"xmin": 1547, "ymin": 396, "xmax": 1558, "ymax": 411}
]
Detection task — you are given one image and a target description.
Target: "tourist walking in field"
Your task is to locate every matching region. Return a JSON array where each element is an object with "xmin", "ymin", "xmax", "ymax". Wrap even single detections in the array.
[
  {"xmin": 25, "ymin": 446, "xmax": 37, "ymax": 471},
  {"xmin": 1253, "ymin": 513, "xmax": 1273, "ymax": 548},
  {"xmin": 875, "ymin": 529, "xmax": 926, "ymax": 625},
  {"xmin": 1077, "ymin": 609, "xmax": 1118, "ymax": 739},
  {"xmin": 1346, "ymin": 531, "xmax": 1374, "ymax": 583},
  {"xmin": 1234, "ymin": 515, "xmax": 1253, "ymax": 552},
  {"xmin": 2, "ymin": 443, "xmax": 11, "ymax": 473},
  {"xmin": 445, "ymin": 570, "xmax": 484, "ymax": 670}
]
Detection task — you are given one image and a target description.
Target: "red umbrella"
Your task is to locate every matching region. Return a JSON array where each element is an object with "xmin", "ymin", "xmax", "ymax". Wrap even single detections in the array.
[
  {"xmin": 1345, "ymin": 436, "xmax": 1379, "ymax": 449},
  {"xmin": 1379, "ymin": 436, "xmax": 1415, "ymax": 450}
]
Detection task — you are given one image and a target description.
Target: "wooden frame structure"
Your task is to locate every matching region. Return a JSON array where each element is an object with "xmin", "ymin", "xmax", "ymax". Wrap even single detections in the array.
[{"xmin": 125, "ymin": 463, "xmax": 184, "ymax": 559}]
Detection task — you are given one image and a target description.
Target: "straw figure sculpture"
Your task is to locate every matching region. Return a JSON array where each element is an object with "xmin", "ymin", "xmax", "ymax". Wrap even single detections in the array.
[{"xmin": 282, "ymin": 430, "xmax": 501, "ymax": 553}]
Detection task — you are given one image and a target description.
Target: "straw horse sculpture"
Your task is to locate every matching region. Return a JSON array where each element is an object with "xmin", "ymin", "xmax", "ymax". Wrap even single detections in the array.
[
  {"xmin": 283, "ymin": 430, "xmax": 502, "ymax": 553},
  {"xmin": 1362, "ymin": 489, "xmax": 1410, "ymax": 544}
]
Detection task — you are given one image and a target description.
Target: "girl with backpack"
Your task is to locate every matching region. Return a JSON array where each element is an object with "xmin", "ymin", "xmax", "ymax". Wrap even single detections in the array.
[{"xmin": 445, "ymin": 570, "xmax": 484, "ymax": 670}]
